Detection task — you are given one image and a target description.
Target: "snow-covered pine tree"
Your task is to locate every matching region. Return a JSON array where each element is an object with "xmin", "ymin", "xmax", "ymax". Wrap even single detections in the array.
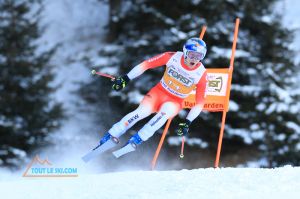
[
  {"xmin": 83, "ymin": 0, "xmax": 300, "ymax": 166},
  {"xmin": 0, "ymin": 0, "xmax": 63, "ymax": 167}
]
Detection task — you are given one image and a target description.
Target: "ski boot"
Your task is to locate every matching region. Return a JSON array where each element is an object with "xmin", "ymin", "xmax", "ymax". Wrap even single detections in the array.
[
  {"xmin": 82, "ymin": 132, "xmax": 119, "ymax": 162},
  {"xmin": 97, "ymin": 132, "xmax": 119, "ymax": 148}
]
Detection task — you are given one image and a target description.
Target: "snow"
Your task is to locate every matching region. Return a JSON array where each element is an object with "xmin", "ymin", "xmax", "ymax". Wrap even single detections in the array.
[
  {"xmin": 286, "ymin": 121, "xmax": 300, "ymax": 134},
  {"xmin": 170, "ymin": 27, "xmax": 188, "ymax": 40},
  {"xmin": 265, "ymin": 102, "xmax": 290, "ymax": 114},
  {"xmin": 275, "ymin": 133, "xmax": 286, "ymax": 141},
  {"xmin": 250, "ymin": 130, "xmax": 265, "ymax": 140},
  {"xmin": 226, "ymin": 127, "xmax": 253, "ymax": 144},
  {"xmin": 168, "ymin": 136, "xmax": 209, "ymax": 148},
  {"xmin": 127, "ymin": 90, "xmax": 144, "ymax": 104},
  {"xmin": 229, "ymin": 100, "xmax": 239, "ymax": 111},
  {"xmin": 132, "ymin": 39, "xmax": 150, "ymax": 47},
  {"xmin": 1, "ymin": 167, "xmax": 300, "ymax": 199},
  {"xmin": 141, "ymin": 4, "xmax": 175, "ymax": 26},
  {"xmin": 211, "ymin": 46, "xmax": 251, "ymax": 60},
  {"xmin": 256, "ymin": 103, "xmax": 266, "ymax": 111},
  {"xmin": 231, "ymin": 84, "xmax": 261, "ymax": 97},
  {"xmin": 282, "ymin": 0, "xmax": 300, "ymax": 65},
  {"xmin": 261, "ymin": 15, "xmax": 273, "ymax": 24}
]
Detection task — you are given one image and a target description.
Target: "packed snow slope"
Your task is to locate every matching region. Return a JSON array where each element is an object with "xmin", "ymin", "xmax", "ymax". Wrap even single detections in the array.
[{"xmin": 1, "ymin": 167, "xmax": 299, "ymax": 199}]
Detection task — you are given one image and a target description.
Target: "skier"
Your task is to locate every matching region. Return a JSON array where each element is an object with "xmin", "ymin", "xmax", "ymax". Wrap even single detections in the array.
[{"xmin": 97, "ymin": 38, "xmax": 207, "ymax": 158}]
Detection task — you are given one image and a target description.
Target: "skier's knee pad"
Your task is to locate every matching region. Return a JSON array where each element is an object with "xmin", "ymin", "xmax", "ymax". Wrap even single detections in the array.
[
  {"xmin": 108, "ymin": 104, "xmax": 153, "ymax": 138},
  {"xmin": 135, "ymin": 103, "xmax": 153, "ymax": 118},
  {"xmin": 122, "ymin": 104, "xmax": 153, "ymax": 127},
  {"xmin": 159, "ymin": 102, "xmax": 180, "ymax": 118}
]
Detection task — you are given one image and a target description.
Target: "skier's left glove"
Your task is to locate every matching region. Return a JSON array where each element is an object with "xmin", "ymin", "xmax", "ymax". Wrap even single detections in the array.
[
  {"xmin": 176, "ymin": 119, "xmax": 192, "ymax": 136},
  {"xmin": 112, "ymin": 75, "xmax": 130, "ymax": 91}
]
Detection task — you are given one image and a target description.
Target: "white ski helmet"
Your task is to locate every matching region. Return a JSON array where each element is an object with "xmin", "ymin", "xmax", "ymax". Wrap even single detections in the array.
[{"xmin": 183, "ymin": 38, "xmax": 207, "ymax": 61}]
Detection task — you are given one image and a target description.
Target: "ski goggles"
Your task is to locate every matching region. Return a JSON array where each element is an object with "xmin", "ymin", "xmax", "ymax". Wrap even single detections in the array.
[{"xmin": 187, "ymin": 51, "xmax": 204, "ymax": 60}]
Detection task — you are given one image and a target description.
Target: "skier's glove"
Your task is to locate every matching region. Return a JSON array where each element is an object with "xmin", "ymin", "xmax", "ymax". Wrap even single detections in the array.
[
  {"xmin": 112, "ymin": 75, "xmax": 130, "ymax": 91},
  {"xmin": 176, "ymin": 119, "xmax": 192, "ymax": 136}
]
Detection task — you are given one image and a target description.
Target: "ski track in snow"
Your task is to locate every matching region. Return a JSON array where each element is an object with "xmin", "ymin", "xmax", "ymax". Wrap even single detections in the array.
[{"xmin": 0, "ymin": 167, "xmax": 300, "ymax": 199}]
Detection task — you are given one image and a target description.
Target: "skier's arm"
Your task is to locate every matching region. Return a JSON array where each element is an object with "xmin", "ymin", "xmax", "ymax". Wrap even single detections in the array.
[
  {"xmin": 127, "ymin": 52, "xmax": 175, "ymax": 80},
  {"xmin": 177, "ymin": 71, "xmax": 207, "ymax": 136},
  {"xmin": 186, "ymin": 71, "xmax": 207, "ymax": 122},
  {"xmin": 112, "ymin": 52, "xmax": 174, "ymax": 91}
]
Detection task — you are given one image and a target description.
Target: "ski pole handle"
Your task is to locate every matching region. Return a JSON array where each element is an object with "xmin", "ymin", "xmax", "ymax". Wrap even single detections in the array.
[
  {"xmin": 91, "ymin": 70, "xmax": 115, "ymax": 79},
  {"xmin": 180, "ymin": 136, "xmax": 185, "ymax": 158}
]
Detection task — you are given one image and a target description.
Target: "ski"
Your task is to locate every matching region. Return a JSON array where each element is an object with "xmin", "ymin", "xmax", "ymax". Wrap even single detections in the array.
[
  {"xmin": 82, "ymin": 138, "xmax": 119, "ymax": 163},
  {"xmin": 112, "ymin": 143, "xmax": 136, "ymax": 158}
]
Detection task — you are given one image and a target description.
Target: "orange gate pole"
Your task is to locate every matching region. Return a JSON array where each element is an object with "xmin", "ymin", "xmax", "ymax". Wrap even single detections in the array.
[
  {"xmin": 199, "ymin": 25, "xmax": 207, "ymax": 39},
  {"xmin": 214, "ymin": 18, "xmax": 240, "ymax": 168},
  {"xmin": 151, "ymin": 118, "xmax": 173, "ymax": 170}
]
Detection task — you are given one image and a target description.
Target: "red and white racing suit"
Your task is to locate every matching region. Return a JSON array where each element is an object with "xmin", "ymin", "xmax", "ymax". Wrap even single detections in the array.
[{"xmin": 108, "ymin": 51, "xmax": 207, "ymax": 141}]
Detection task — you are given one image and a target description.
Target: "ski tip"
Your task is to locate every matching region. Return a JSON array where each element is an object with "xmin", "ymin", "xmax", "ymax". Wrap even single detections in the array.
[
  {"xmin": 81, "ymin": 155, "xmax": 91, "ymax": 163},
  {"xmin": 112, "ymin": 143, "xmax": 136, "ymax": 158},
  {"xmin": 112, "ymin": 151, "xmax": 121, "ymax": 159},
  {"xmin": 91, "ymin": 70, "xmax": 96, "ymax": 75}
]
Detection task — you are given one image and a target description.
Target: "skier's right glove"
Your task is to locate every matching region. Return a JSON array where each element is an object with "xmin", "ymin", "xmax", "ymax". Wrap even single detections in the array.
[
  {"xmin": 176, "ymin": 119, "xmax": 192, "ymax": 136},
  {"xmin": 112, "ymin": 75, "xmax": 130, "ymax": 91}
]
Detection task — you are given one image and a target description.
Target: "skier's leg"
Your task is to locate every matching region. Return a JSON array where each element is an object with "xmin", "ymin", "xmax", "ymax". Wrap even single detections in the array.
[
  {"xmin": 113, "ymin": 101, "xmax": 180, "ymax": 158},
  {"xmin": 114, "ymin": 102, "xmax": 180, "ymax": 155},
  {"xmin": 135, "ymin": 101, "xmax": 181, "ymax": 142},
  {"xmin": 122, "ymin": 102, "xmax": 180, "ymax": 148},
  {"xmin": 101, "ymin": 85, "xmax": 161, "ymax": 143},
  {"xmin": 83, "ymin": 103, "xmax": 154, "ymax": 162},
  {"xmin": 101, "ymin": 103, "xmax": 153, "ymax": 143},
  {"xmin": 84, "ymin": 88, "xmax": 160, "ymax": 161}
]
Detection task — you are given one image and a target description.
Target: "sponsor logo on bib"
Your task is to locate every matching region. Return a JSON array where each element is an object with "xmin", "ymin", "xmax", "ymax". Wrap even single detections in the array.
[{"xmin": 167, "ymin": 68, "xmax": 193, "ymax": 87}]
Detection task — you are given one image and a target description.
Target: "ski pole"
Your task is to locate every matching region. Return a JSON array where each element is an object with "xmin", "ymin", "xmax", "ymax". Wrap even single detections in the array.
[
  {"xmin": 91, "ymin": 70, "xmax": 115, "ymax": 80},
  {"xmin": 180, "ymin": 136, "xmax": 185, "ymax": 158}
]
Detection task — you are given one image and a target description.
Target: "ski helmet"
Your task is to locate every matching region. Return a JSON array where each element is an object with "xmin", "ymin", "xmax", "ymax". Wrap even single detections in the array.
[{"xmin": 183, "ymin": 38, "xmax": 207, "ymax": 61}]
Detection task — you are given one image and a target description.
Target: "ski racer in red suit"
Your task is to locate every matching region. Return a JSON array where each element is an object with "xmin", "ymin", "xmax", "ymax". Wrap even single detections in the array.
[{"xmin": 100, "ymin": 38, "xmax": 208, "ymax": 157}]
